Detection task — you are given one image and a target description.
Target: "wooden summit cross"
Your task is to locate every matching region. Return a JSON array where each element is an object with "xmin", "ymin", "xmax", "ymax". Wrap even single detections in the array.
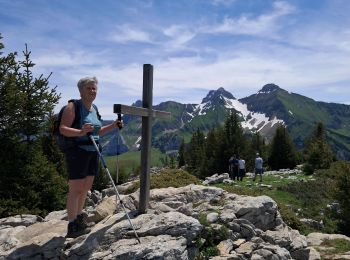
[{"xmin": 114, "ymin": 64, "xmax": 171, "ymax": 214}]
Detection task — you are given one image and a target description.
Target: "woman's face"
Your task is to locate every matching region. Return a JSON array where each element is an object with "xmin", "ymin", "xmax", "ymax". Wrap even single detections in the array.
[{"xmin": 81, "ymin": 83, "xmax": 97, "ymax": 102}]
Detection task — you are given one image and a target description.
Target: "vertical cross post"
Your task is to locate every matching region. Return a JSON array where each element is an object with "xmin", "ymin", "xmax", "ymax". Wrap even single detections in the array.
[
  {"xmin": 114, "ymin": 64, "xmax": 171, "ymax": 214},
  {"xmin": 139, "ymin": 64, "xmax": 153, "ymax": 214}
]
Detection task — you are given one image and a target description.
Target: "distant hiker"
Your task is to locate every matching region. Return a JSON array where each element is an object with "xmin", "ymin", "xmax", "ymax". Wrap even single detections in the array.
[
  {"xmin": 228, "ymin": 156, "xmax": 235, "ymax": 180},
  {"xmin": 238, "ymin": 156, "xmax": 246, "ymax": 181},
  {"xmin": 233, "ymin": 156, "xmax": 239, "ymax": 181},
  {"xmin": 253, "ymin": 153, "xmax": 263, "ymax": 182},
  {"xmin": 229, "ymin": 155, "xmax": 239, "ymax": 181},
  {"xmin": 60, "ymin": 76, "xmax": 123, "ymax": 238}
]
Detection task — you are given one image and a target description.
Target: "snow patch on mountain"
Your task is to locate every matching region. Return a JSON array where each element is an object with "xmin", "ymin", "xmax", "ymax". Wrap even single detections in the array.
[
  {"xmin": 186, "ymin": 112, "xmax": 194, "ymax": 118},
  {"xmin": 223, "ymin": 97, "xmax": 284, "ymax": 131},
  {"xmin": 183, "ymin": 90, "xmax": 284, "ymax": 132},
  {"xmin": 192, "ymin": 102, "xmax": 208, "ymax": 118},
  {"xmin": 258, "ymin": 89, "xmax": 274, "ymax": 94},
  {"xmin": 198, "ymin": 103, "xmax": 209, "ymax": 115}
]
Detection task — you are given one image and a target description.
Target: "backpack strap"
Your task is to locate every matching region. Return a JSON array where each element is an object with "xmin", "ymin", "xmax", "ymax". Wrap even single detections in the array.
[
  {"xmin": 67, "ymin": 99, "xmax": 101, "ymax": 127},
  {"xmin": 92, "ymin": 103, "xmax": 102, "ymax": 121},
  {"xmin": 68, "ymin": 99, "xmax": 81, "ymax": 129}
]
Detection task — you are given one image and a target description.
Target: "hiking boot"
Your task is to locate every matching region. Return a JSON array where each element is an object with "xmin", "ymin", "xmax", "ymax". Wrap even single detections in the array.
[
  {"xmin": 66, "ymin": 219, "xmax": 90, "ymax": 239},
  {"xmin": 76, "ymin": 212, "xmax": 93, "ymax": 229}
]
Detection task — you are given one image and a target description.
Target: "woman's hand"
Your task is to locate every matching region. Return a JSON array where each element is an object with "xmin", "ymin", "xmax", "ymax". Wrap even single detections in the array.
[
  {"xmin": 81, "ymin": 123, "xmax": 94, "ymax": 136},
  {"xmin": 113, "ymin": 120, "xmax": 123, "ymax": 129}
]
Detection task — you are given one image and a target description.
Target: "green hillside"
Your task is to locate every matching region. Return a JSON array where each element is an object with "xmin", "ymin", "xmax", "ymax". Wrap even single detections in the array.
[
  {"xmin": 277, "ymin": 90, "xmax": 350, "ymax": 157},
  {"xmin": 104, "ymin": 148, "xmax": 166, "ymax": 181},
  {"xmin": 241, "ymin": 84, "xmax": 350, "ymax": 159}
]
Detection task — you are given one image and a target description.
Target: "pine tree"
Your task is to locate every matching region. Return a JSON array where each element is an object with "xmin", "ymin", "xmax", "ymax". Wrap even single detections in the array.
[
  {"xmin": 184, "ymin": 112, "xmax": 251, "ymax": 176},
  {"xmin": 18, "ymin": 44, "xmax": 60, "ymax": 141},
  {"xmin": 221, "ymin": 111, "xmax": 246, "ymax": 171},
  {"xmin": 184, "ymin": 128, "xmax": 205, "ymax": 176},
  {"xmin": 303, "ymin": 122, "xmax": 334, "ymax": 174},
  {"xmin": 211, "ymin": 126, "xmax": 229, "ymax": 173},
  {"xmin": 0, "ymin": 35, "xmax": 25, "ymax": 139},
  {"xmin": 268, "ymin": 125, "xmax": 298, "ymax": 170},
  {"xmin": 178, "ymin": 138, "xmax": 185, "ymax": 168},
  {"xmin": 333, "ymin": 161, "xmax": 350, "ymax": 235},
  {"xmin": 0, "ymin": 36, "xmax": 65, "ymax": 217},
  {"xmin": 251, "ymin": 131, "xmax": 266, "ymax": 156},
  {"xmin": 200, "ymin": 128, "xmax": 218, "ymax": 177}
]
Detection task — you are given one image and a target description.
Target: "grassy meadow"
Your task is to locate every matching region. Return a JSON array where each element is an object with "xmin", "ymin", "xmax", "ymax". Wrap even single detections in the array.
[{"xmin": 104, "ymin": 148, "xmax": 168, "ymax": 183}]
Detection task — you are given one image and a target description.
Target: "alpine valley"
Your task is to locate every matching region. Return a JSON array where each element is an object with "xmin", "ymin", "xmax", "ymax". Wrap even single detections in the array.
[{"xmin": 101, "ymin": 84, "xmax": 350, "ymax": 160}]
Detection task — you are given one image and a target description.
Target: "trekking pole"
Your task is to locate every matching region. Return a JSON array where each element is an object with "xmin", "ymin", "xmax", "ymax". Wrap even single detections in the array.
[
  {"xmin": 116, "ymin": 129, "xmax": 120, "ymax": 184},
  {"xmin": 115, "ymin": 113, "xmax": 122, "ymax": 184},
  {"xmin": 87, "ymin": 133, "xmax": 141, "ymax": 244}
]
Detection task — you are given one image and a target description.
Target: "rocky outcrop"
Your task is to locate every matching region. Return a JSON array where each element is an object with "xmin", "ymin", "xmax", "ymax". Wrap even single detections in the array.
[
  {"xmin": 0, "ymin": 184, "xmax": 344, "ymax": 259},
  {"xmin": 202, "ymin": 169, "xmax": 304, "ymax": 186}
]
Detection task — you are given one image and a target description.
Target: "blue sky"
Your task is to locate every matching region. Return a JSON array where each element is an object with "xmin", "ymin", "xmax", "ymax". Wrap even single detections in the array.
[{"xmin": 1, "ymin": 0, "xmax": 350, "ymax": 119}]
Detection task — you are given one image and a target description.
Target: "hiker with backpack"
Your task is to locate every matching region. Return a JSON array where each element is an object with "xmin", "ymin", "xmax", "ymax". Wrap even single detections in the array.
[{"xmin": 59, "ymin": 76, "xmax": 122, "ymax": 238}]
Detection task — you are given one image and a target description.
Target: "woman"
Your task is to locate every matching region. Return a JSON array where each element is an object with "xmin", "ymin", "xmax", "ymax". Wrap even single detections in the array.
[{"xmin": 60, "ymin": 76, "xmax": 122, "ymax": 238}]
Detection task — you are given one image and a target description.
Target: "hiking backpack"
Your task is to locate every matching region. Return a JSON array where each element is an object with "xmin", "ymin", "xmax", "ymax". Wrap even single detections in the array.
[{"xmin": 52, "ymin": 99, "xmax": 101, "ymax": 152}]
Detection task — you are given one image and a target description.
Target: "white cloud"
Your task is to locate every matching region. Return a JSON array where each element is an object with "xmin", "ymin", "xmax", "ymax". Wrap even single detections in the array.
[
  {"xmin": 324, "ymin": 86, "xmax": 350, "ymax": 94},
  {"xmin": 33, "ymin": 51, "xmax": 97, "ymax": 67},
  {"xmin": 51, "ymin": 39, "xmax": 350, "ymax": 114},
  {"xmin": 203, "ymin": 1, "xmax": 295, "ymax": 36},
  {"xmin": 288, "ymin": 26, "xmax": 350, "ymax": 53},
  {"xmin": 163, "ymin": 25, "xmax": 197, "ymax": 49},
  {"xmin": 110, "ymin": 24, "xmax": 153, "ymax": 44}
]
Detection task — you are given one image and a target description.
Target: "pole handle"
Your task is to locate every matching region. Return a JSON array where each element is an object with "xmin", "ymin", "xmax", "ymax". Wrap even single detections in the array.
[{"xmin": 117, "ymin": 113, "xmax": 123, "ymax": 129}]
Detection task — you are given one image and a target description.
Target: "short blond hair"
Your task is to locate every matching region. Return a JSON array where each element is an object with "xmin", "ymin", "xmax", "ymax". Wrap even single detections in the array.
[{"xmin": 77, "ymin": 76, "xmax": 98, "ymax": 93}]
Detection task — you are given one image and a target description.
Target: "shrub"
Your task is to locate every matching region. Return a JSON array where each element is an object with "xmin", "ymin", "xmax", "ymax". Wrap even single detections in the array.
[
  {"xmin": 332, "ymin": 161, "xmax": 350, "ymax": 235},
  {"xmin": 321, "ymin": 239, "xmax": 350, "ymax": 255},
  {"xmin": 126, "ymin": 169, "xmax": 200, "ymax": 193},
  {"xmin": 198, "ymin": 213, "xmax": 210, "ymax": 227},
  {"xmin": 277, "ymin": 204, "xmax": 311, "ymax": 235},
  {"xmin": 196, "ymin": 224, "xmax": 229, "ymax": 259},
  {"xmin": 302, "ymin": 163, "xmax": 314, "ymax": 175},
  {"xmin": 196, "ymin": 246, "xmax": 219, "ymax": 259}
]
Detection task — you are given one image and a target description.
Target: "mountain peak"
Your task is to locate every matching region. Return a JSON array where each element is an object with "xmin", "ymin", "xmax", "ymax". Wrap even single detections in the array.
[
  {"xmin": 258, "ymin": 83, "xmax": 281, "ymax": 94},
  {"xmin": 202, "ymin": 87, "xmax": 235, "ymax": 103},
  {"xmin": 131, "ymin": 100, "xmax": 142, "ymax": 107}
]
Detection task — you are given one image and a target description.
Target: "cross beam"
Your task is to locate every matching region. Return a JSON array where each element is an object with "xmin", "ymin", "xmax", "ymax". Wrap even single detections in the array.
[
  {"xmin": 114, "ymin": 64, "xmax": 171, "ymax": 214},
  {"xmin": 114, "ymin": 104, "xmax": 170, "ymax": 119}
]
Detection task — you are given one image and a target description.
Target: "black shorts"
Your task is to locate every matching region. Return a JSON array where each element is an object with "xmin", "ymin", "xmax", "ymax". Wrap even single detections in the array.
[
  {"xmin": 239, "ymin": 169, "xmax": 245, "ymax": 176},
  {"xmin": 255, "ymin": 168, "xmax": 263, "ymax": 175},
  {"xmin": 65, "ymin": 146, "xmax": 99, "ymax": 180}
]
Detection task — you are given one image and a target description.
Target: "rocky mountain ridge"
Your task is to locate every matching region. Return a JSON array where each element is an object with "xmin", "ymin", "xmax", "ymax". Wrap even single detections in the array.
[{"xmin": 102, "ymin": 84, "xmax": 350, "ymax": 160}]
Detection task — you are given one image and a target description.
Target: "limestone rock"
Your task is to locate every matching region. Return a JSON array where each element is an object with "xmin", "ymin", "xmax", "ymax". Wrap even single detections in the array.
[
  {"xmin": 1, "ymin": 184, "xmax": 348, "ymax": 260},
  {"xmin": 0, "ymin": 214, "xmax": 42, "ymax": 227},
  {"xmin": 307, "ymin": 232, "xmax": 350, "ymax": 246}
]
